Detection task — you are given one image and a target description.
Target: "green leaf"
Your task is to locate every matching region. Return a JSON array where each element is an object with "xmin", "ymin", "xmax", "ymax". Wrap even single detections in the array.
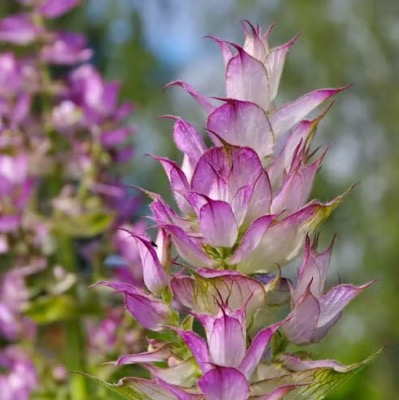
[
  {"xmin": 53, "ymin": 211, "xmax": 114, "ymax": 238},
  {"xmin": 291, "ymin": 350, "xmax": 381, "ymax": 400},
  {"xmin": 252, "ymin": 350, "xmax": 381, "ymax": 400},
  {"xmin": 75, "ymin": 373, "xmax": 151, "ymax": 400},
  {"xmin": 76, "ymin": 372, "xmax": 176, "ymax": 400},
  {"xmin": 271, "ymin": 330, "xmax": 289, "ymax": 356},
  {"xmin": 25, "ymin": 295, "xmax": 76, "ymax": 324}
]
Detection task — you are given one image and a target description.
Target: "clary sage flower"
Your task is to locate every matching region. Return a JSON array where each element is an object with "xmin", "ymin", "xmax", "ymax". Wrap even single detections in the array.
[{"xmin": 93, "ymin": 22, "xmax": 375, "ymax": 400}]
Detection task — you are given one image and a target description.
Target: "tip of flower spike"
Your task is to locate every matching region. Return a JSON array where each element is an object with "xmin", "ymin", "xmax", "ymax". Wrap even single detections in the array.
[
  {"xmin": 311, "ymin": 232, "xmax": 338, "ymax": 254},
  {"xmin": 315, "ymin": 100, "xmax": 336, "ymax": 121},
  {"xmin": 157, "ymin": 114, "xmax": 180, "ymax": 121},
  {"xmin": 241, "ymin": 20, "xmax": 259, "ymax": 36},
  {"xmin": 335, "ymin": 83, "xmax": 354, "ymax": 93},
  {"xmin": 354, "ymin": 280, "xmax": 377, "ymax": 292},
  {"xmin": 263, "ymin": 22, "xmax": 275, "ymax": 40},
  {"xmin": 124, "ymin": 184, "xmax": 159, "ymax": 200},
  {"xmin": 89, "ymin": 281, "xmax": 123, "ymax": 291},
  {"xmin": 162, "ymin": 80, "xmax": 181, "ymax": 92},
  {"xmin": 285, "ymin": 32, "xmax": 302, "ymax": 48},
  {"xmin": 88, "ymin": 281, "xmax": 103, "ymax": 289},
  {"xmin": 163, "ymin": 80, "xmax": 214, "ymax": 113},
  {"xmin": 241, "ymin": 20, "xmax": 275, "ymax": 41}
]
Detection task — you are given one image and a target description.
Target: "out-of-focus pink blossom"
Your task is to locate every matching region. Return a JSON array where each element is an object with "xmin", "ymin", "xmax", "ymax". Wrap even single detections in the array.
[{"xmin": 0, "ymin": 346, "xmax": 38, "ymax": 400}]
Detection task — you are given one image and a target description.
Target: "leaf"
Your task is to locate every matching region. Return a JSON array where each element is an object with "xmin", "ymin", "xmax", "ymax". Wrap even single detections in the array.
[
  {"xmin": 75, "ymin": 372, "xmax": 151, "ymax": 400},
  {"xmin": 251, "ymin": 350, "xmax": 381, "ymax": 400},
  {"xmin": 53, "ymin": 211, "xmax": 114, "ymax": 238},
  {"xmin": 25, "ymin": 294, "xmax": 76, "ymax": 324},
  {"xmin": 290, "ymin": 350, "xmax": 381, "ymax": 400},
  {"xmin": 76, "ymin": 372, "xmax": 178, "ymax": 400}
]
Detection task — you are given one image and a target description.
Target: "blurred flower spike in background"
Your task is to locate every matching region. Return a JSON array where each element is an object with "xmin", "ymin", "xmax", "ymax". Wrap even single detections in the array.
[{"xmin": 0, "ymin": 0, "xmax": 143, "ymax": 399}]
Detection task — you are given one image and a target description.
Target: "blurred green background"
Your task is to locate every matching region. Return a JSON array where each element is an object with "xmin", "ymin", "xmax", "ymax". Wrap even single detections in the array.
[{"xmin": 1, "ymin": 0, "xmax": 397, "ymax": 398}]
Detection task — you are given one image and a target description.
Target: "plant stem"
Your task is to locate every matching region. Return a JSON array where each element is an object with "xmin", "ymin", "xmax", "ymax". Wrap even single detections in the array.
[
  {"xmin": 65, "ymin": 319, "xmax": 88, "ymax": 400},
  {"xmin": 58, "ymin": 233, "xmax": 88, "ymax": 400}
]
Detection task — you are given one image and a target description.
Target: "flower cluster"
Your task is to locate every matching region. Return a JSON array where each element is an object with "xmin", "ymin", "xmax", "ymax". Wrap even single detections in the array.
[
  {"xmin": 97, "ymin": 23, "xmax": 372, "ymax": 399},
  {"xmin": 0, "ymin": 0, "xmax": 140, "ymax": 397}
]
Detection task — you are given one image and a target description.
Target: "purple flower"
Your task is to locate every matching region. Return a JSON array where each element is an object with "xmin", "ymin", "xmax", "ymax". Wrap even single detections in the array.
[
  {"xmin": 0, "ymin": 268, "xmax": 36, "ymax": 341},
  {"xmin": 283, "ymin": 237, "xmax": 372, "ymax": 344},
  {"xmin": 0, "ymin": 1, "xmax": 139, "ymax": 397},
  {"xmin": 38, "ymin": 0, "xmax": 81, "ymax": 19},
  {"xmin": 97, "ymin": 229, "xmax": 175, "ymax": 330},
  {"xmin": 96, "ymin": 280, "xmax": 176, "ymax": 331},
  {"xmin": 0, "ymin": 346, "xmax": 38, "ymax": 400},
  {"xmin": 68, "ymin": 65, "xmax": 123, "ymax": 123},
  {"xmin": 171, "ymin": 268, "xmax": 266, "ymax": 321},
  {"xmin": 111, "ymin": 222, "xmax": 147, "ymax": 286},
  {"xmin": 0, "ymin": 14, "xmax": 42, "ymax": 45},
  {"xmin": 94, "ymin": 21, "xmax": 373, "ymax": 400},
  {"xmin": 41, "ymin": 32, "xmax": 92, "ymax": 65},
  {"xmin": 109, "ymin": 300, "xmax": 296, "ymax": 399},
  {"xmin": 153, "ymin": 32, "xmax": 348, "ymax": 274}
]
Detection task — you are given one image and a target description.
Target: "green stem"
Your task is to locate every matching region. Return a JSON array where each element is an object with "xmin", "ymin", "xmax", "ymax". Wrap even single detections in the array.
[
  {"xmin": 32, "ymin": 11, "xmax": 89, "ymax": 399},
  {"xmin": 58, "ymin": 234, "xmax": 88, "ymax": 400},
  {"xmin": 65, "ymin": 320, "xmax": 88, "ymax": 400}
]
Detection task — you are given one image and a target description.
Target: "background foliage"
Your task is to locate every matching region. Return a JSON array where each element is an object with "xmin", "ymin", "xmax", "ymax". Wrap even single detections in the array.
[{"xmin": 1, "ymin": 0, "xmax": 397, "ymax": 398}]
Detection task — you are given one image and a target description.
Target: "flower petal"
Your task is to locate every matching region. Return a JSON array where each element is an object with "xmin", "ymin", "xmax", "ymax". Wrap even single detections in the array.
[
  {"xmin": 201, "ymin": 310, "xmax": 246, "ymax": 368},
  {"xmin": 150, "ymin": 195, "xmax": 189, "ymax": 229},
  {"xmin": 207, "ymin": 100, "xmax": 274, "ymax": 159},
  {"xmin": 225, "ymin": 46, "xmax": 270, "ymax": 110},
  {"xmin": 164, "ymin": 80, "xmax": 214, "ymax": 113},
  {"xmin": 155, "ymin": 378, "xmax": 203, "ymax": 400},
  {"xmin": 271, "ymin": 151, "xmax": 323, "ymax": 216},
  {"xmin": 314, "ymin": 282, "xmax": 372, "ymax": 341},
  {"xmin": 265, "ymin": 35, "xmax": 298, "ymax": 101},
  {"xmin": 149, "ymin": 358, "xmax": 199, "ymax": 388},
  {"xmin": 244, "ymin": 168, "xmax": 272, "ymax": 225},
  {"xmin": 237, "ymin": 198, "xmax": 344, "ymax": 274},
  {"xmin": 280, "ymin": 354, "xmax": 348, "ymax": 373},
  {"xmin": 228, "ymin": 215, "xmax": 274, "ymax": 264},
  {"xmin": 96, "ymin": 281, "xmax": 174, "ymax": 331},
  {"xmin": 283, "ymin": 289, "xmax": 320, "ymax": 344},
  {"xmin": 0, "ymin": 14, "xmax": 41, "ymax": 45},
  {"xmin": 171, "ymin": 269, "xmax": 265, "ymax": 320},
  {"xmin": 270, "ymin": 172, "xmax": 304, "ymax": 215},
  {"xmin": 172, "ymin": 118, "xmax": 206, "ymax": 179},
  {"xmin": 41, "ymin": 31, "xmax": 92, "ymax": 65},
  {"xmin": 199, "ymin": 367, "xmax": 250, "ymax": 400},
  {"xmin": 207, "ymin": 36, "xmax": 234, "ymax": 68},
  {"xmin": 152, "ymin": 156, "xmax": 191, "ymax": 214},
  {"xmin": 163, "ymin": 225, "xmax": 215, "ymax": 268},
  {"xmin": 191, "ymin": 147, "xmax": 230, "ymax": 202},
  {"xmin": 239, "ymin": 321, "xmax": 283, "ymax": 379},
  {"xmin": 133, "ymin": 234, "xmax": 169, "ymax": 295},
  {"xmin": 199, "ymin": 199, "xmax": 238, "ymax": 248},
  {"xmin": 175, "ymin": 330, "xmax": 211, "ymax": 373},
  {"xmin": 257, "ymin": 385, "xmax": 298, "ymax": 400},
  {"xmin": 270, "ymin": 86, "xmax": 349, "ymax": 137},
  {"xmin": 114, "ymin": 346, "xmax": 172, "ymax": 366},
  {"xmin": 268, "ymin": 107, "xmax": 329, "ymax": 190},
  {"xmin": 242, "ymin": 21, "xmax": 269, "ymax": 62},
  {"xmin": 294, "ymin": 236, "xmax": 335, "ymax": 301},
  {"xmin": 192, "ymin": 147, "xmax": 272, "ymax": 227},
  {"xmin": 38, "ymin": 0, "xmax": 80, "ymax": 18}
]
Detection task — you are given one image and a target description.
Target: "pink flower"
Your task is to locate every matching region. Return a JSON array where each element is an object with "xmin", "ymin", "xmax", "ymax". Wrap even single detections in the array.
[
  {"xmin": 283, "ymin": 237, "xmax": 372, "ymax": 344},
  {"xmin": 0, "ymin": 346, "xmax": 38, "ymax": 400},
  {"xmin": 94, "ymin": 21, "xmax": 372, "ymax": 400}
]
